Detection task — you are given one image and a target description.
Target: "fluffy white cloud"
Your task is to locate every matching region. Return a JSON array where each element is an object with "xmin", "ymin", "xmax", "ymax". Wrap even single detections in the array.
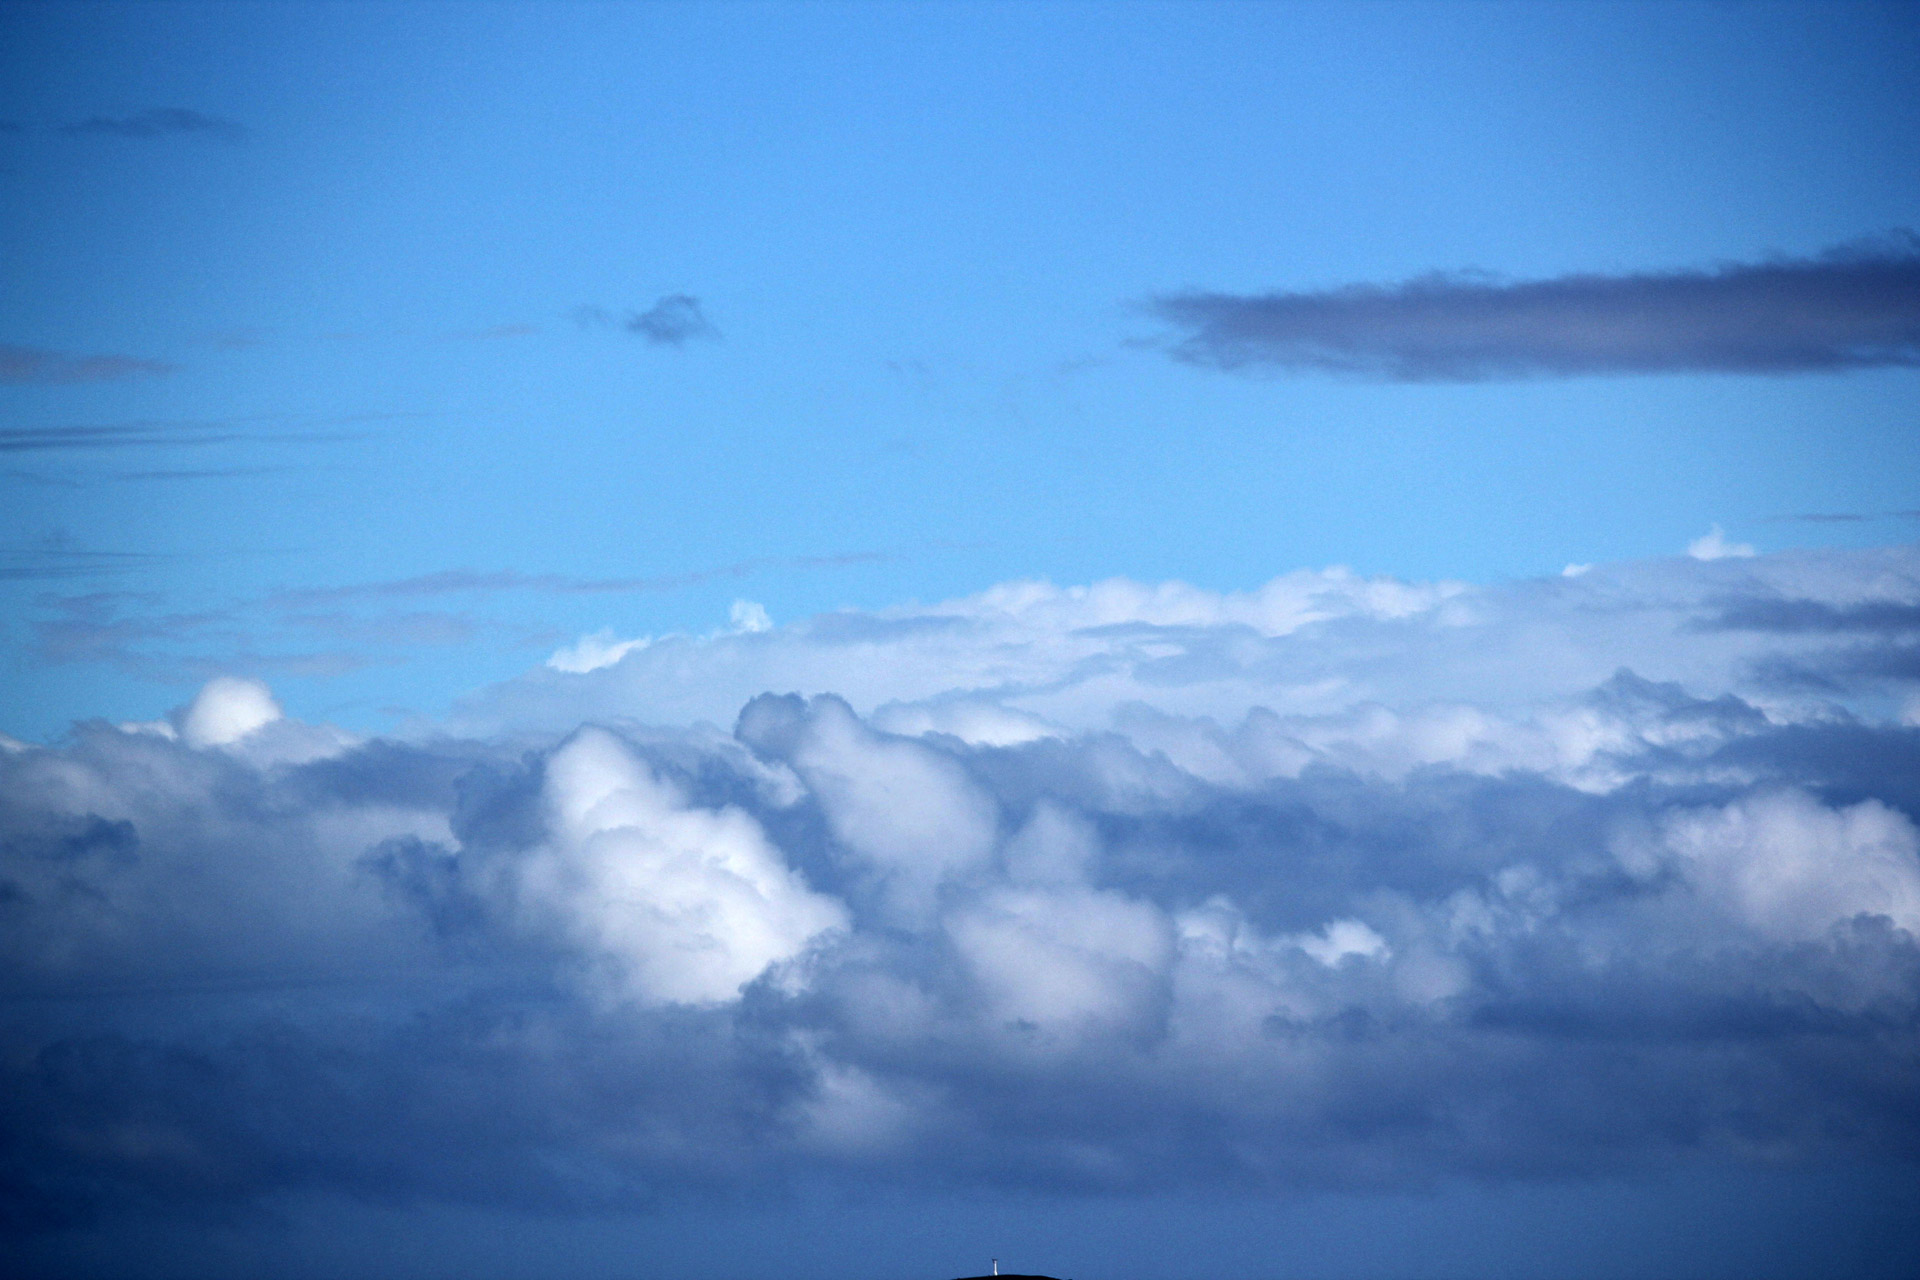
[
  {"xmin": 174, "ymin": 675, "xmax": 281, "ymax": 747},
  {"xmin": 522, "ymin": 727, "xmax": 848, "ymax": 1004},
  {"xmin": 1652, "ymin": 790, "xmax": 1920, "ymax": 941}
]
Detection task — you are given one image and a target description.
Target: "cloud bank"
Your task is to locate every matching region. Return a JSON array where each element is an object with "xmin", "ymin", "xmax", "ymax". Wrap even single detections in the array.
[
  {"xmin": 4, "ymin": 545, "xmax": 1919, "ymax": 1236},
  {"xmin": 1150, "ymin": 236, "xmax": 1920, "ymax": 380}
]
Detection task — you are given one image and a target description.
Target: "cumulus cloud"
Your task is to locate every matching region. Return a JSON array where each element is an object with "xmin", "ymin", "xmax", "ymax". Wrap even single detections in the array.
[
  {"xmin": 5, "ymin": 545, "xmax": 1920, "ymax": 1236},
  {"xmin": 519, "ymin": 727, "xmax": 846, "ymax": 1004},
  {"xmin": 1150, "ymin": 235, "xmax": 1920, "ymax": 380},
  {"xmin": 173, "ymin": 674, "xmax": 281, "ymax": 747}
]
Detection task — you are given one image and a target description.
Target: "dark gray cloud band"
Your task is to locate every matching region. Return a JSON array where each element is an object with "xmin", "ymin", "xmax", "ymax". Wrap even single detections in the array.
[{"xmin": 1151, "ymin": 235, "xmax": 1920, "ymax": 380}]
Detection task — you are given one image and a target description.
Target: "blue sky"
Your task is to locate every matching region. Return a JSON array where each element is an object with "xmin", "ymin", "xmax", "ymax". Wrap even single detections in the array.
[
  {"xmin": 4, "ymin": 4, "xmax": 1920, "ymax": 1278},
  {"xmin": 4, "ymin": 0, "xmax": 1920, "ymax": 738}
]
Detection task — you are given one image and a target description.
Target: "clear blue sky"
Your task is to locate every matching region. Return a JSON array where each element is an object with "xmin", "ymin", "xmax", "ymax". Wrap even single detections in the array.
[{"xmin": 4, "ymin": 0, "xmax": 1918, "ymax": 738}]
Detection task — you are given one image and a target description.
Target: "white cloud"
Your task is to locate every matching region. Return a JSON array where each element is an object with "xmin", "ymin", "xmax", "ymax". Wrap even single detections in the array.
[
  {"xmin": 730, "ymin": 599, "xmax": 773, "ymax": 633},
  {"xmin": 749, "ymin": 696, "xmax": 1000, "ymax": 923},
  {"xmin": 1688, "ymin": 523, "xmax": 1757, "ymax": 560},
  {"xmin": 947, "ymin": 884, "xmax": 1174, "ymax": 1040},
  {"xmin": 463, "ymin": 546, "xmax": 1918, "ymax": 768},
  {"xmin": 547, "ymin": 628, "xmax": 650, "ymax": 673},
  {"xmin": 1292, "ymin": 918, "xmax": 1393, "ymax": 968},
  {"xmin": 1656, "ymin": 789, "xmax": 1920, "ymax": 941},
  {"xmin": 524, "ymin": 726, "xmax": 848, "ymax": 1004},
  {"xmin": 175, "ymin": 675, "xmax": 282, "ymax": 747}
]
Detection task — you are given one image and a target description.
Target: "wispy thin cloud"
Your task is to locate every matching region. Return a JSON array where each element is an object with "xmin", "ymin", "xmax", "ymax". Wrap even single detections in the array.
[
  {"xmin": 445, "ymin": 323, "xmax": 541, "ymax": 342},
  {"xmin": 0, "ymin": 424, "xmax": 248, "ymax": 452},
  {"xmin": 0, "ymin": 344, "xmax": 175, "ymax": 385},
  {"xmin": 1150, "ymin": 234, "xmax": 1920, "ymax": 381},
  {"xmin": 273, "ymin": 551, "xmax": 887, "ymax": 607},
  {"xmin": 57, "ymin": 108, "xmax": 247, "ymax": 141},
  {"xmin": 1760, "ymin": 510, "xmax": 1920, "ymax": 524},
  {"xmin": 0, "ymin": 543, "xmax": 175, "ymax": 581},
  {"xmin": 0, "ymin": 413, "xmax": 399, "ymax": 452}
]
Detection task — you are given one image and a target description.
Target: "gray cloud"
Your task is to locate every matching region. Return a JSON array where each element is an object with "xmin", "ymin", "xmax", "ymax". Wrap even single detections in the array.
[
  {"xmin": 1149, "ymin": 235, "xmax": 1920, "ymax": 380},
  {"xmin": 0, "ymin": 414, "xmax": 392, "ymax": 454},
  {"xmin": 4, "ymin": 544, "xmax": 1920, "ymax": 1246},
  {"xmin": 0, "ymin": 346, "xmax": 175, "ymax": 386},
  {"xmin": 56, "ymin": 108, "xmax": 247, "ymax": 142},
  {"xmin": 628, "ymin": 294, "xmax": 719, "ymax": 344},
  {"xmin": 1702, "ymin": 597, "xmax": 1920, "ymax": 634},
  {"xmin": 575, "ymin": 296, "xmax": 720, "ymax": 346},
  {"xmin": 2, "ymin": 682, "xmax": 1918, "ymax": 1238}
]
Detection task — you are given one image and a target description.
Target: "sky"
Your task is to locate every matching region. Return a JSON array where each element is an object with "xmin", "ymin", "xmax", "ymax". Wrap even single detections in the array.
[{"xmin": 2, "ymin": 2, "xmax": 1920, "ymax": 1278}]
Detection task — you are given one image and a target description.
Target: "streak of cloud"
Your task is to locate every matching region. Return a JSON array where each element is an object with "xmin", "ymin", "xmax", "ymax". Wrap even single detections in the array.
[
  {"xmin": 1150, "ymin": 234, "xmax": 1920, "ymax": 380},
  {"xmin": 57, "ymin": 108, "xmax": 247, "ymax": 141},
  {"xmin": 0, "ymin": 345, "xmax": 175, "ymax": 386},
  {"xmin": 0, "ymin": 543, "xmax": 175, "ymax": 581},
  {"xmin": 271, "ymin": 551, "xmax": 888, "ymax": 607},
  {"xmin": 0, "ymin": 414, "xmax": 395, "ymax": 452}
]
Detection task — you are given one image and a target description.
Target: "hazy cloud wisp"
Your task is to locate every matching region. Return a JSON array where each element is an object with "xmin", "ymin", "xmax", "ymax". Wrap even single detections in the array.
[
  {"xmin": 0, "ymin": 346, "xmax": 175, "ymax": 386},
  {"xmin": 56, "ymin": 108, "xmax": 247, "ymax": 141}
]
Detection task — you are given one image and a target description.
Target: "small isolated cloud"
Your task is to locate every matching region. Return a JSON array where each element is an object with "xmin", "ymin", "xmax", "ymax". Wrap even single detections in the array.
[
  {"xmin": 628, "ymin": 294, "xmax": 718, "ymax": 344},
  {"xmin": 576, "ymin": 295, "xmax": 720, "ymax": 345},
  {"xmin": 0, "ymin": 344, "xmax": 175, "ymax": 385},
  {"xmin": 1150, "ymin": 234, "xmax": 1920, "ymax": 380},
  {"xmin": 57, "ymin": 107, "xmax": 247, "ymax": 141},
  {"xmin": 1688, "ymin": 524, "xmax": 1757, "ymax": 560}
]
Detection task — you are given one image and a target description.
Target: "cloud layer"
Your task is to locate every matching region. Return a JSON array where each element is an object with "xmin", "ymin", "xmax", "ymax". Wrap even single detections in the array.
[
  {"xmin": 1150, "ymin": 236, "xmax": 1920, "ymax": 380},
  {"xmin": 4, "ymin": 545, "xmax": 1919, "ymax": 1235}
]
